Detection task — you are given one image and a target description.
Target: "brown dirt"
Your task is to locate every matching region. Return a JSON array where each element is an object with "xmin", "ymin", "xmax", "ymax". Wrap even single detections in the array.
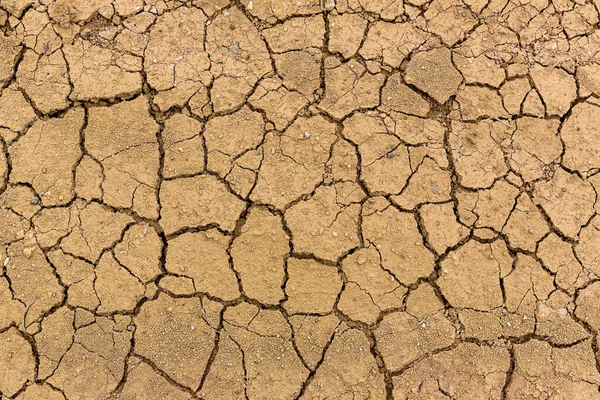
[{"xmin": 1, "ymin": 0, "xmax": 600, "ymax": 399}]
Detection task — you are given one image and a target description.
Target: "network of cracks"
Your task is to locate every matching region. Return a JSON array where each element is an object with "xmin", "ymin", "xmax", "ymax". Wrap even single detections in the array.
[{"xmin": 2, "ymin": 0, "xmax": 600, "ymax": 398}]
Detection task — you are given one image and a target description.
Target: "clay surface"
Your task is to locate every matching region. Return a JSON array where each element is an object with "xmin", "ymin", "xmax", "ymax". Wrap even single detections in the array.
[{"xmin": 1, "ymin": 0, "xmax": 600, "ymax": 398}]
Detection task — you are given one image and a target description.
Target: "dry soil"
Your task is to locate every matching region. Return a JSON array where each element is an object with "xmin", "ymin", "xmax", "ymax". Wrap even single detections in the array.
[{"xmin": 1, "ymin": 0, "xmax": 600, "ymax": 399}]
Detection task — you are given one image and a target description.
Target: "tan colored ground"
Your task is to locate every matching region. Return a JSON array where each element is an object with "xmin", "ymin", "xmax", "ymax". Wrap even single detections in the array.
[{"xmin": 1, "ymin": 0, "xmax": 600, "ymax": 399}]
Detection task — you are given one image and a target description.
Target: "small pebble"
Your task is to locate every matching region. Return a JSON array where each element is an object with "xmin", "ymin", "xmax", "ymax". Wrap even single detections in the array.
[{"xmin": 30, "ymin": 199, "xmax": 39, "ymax": 205}]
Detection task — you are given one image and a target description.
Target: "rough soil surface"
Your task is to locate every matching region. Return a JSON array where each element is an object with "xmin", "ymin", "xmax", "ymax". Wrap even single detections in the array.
[{"xmin": 1, "ymin": 0, "xmax": 600, "ymax": 399}]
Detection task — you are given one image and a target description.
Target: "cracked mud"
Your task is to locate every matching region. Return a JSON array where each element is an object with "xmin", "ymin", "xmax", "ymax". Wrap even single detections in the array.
[{"xmin": 1, "ymin": 0, "xmax": 600, "ymax": 399}]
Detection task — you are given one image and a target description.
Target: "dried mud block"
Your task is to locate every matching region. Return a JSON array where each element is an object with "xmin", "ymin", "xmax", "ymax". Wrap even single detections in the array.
[
  {"xmin": 222, "ymin": 303, "xmax": 309, "ymax": 399},
  {"xmin": 454, "ymin": 53, "xmax": 505, "ymax": 87},
  {"xmin": 16, "ymin": 49, "xmax": 71, "ymax": 114},
  {"xmin": 328, "ymin": 13, "xmax": 368, "ymax": 58},
  {"xmin": 438, "ymin": 240, "xmax": 511, "ymax": 311},
  {"xmin": 392, "ymin": 158, "xmax": 452, "ymax": 209},
  {"xmin": 424, "ymin": 0, "xmax": 477, "ymax": 45},
  {"xmin": 339, "ymin": 246, "xmax": 407, "ymax": 324},
  {"xmin": 0, "ymin": 328, "xmax": 35, "ymax": 397},
  {"xmin": 0, "ymin": 87, "xmax": 36, "ymax": 133},
  {"xmin": 35, "ymin": 307, "xmax": 75, "ymax": 379},
  {"xmin": 319, "ymin": 59, "xmax": 385, "ymax": 119},
  {"xmin": 198, "ymin": 331, "xmax": 245, "ymax": 399},
  {"xmin": 381, "ymin": 74, "xmax": 431, "ymax": 117},
  {"xmin": 283, "ymin": 257, "xmax": 342, "ymax": 314},
  {"xmin": 376, "ymin": 284, "xmax": 455, "ymax": 371},
  {"xmin": 162, "ymin": 114, "xmax": 205, "ymax": 179},
  {"xmin": 263, "ymin": 15, "xmax": 325, "ymax": 53},
  {"xmin": 14, "ymin": 383, "xmax": 67, "ymax": 400},
  {"xmin": 274, "ymin": 49, "xmax": 322, "ymax": 97},
  {"xmin": 576, "ymin": 216, "xmax": 600, "ymax": 276},
  {"xmin": 231, "ymin": 207, "xmax": 288, "ymax": 304},
  {"xmin": 206, "ymin": 8, "xmax": 272, "ymax": 113},
  {"xmin": 64, "ymin": 39, "xmax": 142, "ymax": 101},
  {"xmin": 9, "ymin": 107, "xmax": 83, "ymax": 206},
  {"xmin": 0, "ymin": 32, "xmax": 21, "ymax": 85},
  {"xmin": 134, "ymin": 293, "xmax": 219, "ymax": 390},
  {"xmin": 48, "ymin": 317, "xmax": 132, "ymax": 399},
  {"xmin": 166, "ymin": 230, "xmax": 240, "ymax": 301},
  {"xmin": 392, "ymin": 343, "xmax": 510, "ymax": 399},
  {"xmin": 561, "ymin": 101, "xmax": 600, "ymax": 174},
  {"xmin": 85, "ymin": 97, "xmax": 160, "ymax": 218},
  {"xmin": 61, "ymin": 202, "xmax": 133, "ymax": 262},
  {"xmin": 204, "ymin": 106, "xmax": 264, "ymax": 177},
  {"xmin": 47, "ymin": 249, "xmax": 100, "ymax": 310},
  {"xmin": 405, "ymin": 47, "xmax": 463, "ymax": 103},
  {"xmin": 302, "ymin": 326, "xmax": 387, "ymax": 399},
  {"xmin": 506, "ymin": 340, "xmax": 600, "ymax": 399},
  {"xmin": 160, "ymin": 174, "xmax": 246, "ymax": 234},
  {"xmin": 249, "ymin": 77, "xmax": 308, "ymax": 131},
  {"xmin": 508, "ymin": 117, "xmax": 562, "ymax": 182},
  {"xmin": 242, "ymin": 0, "xmax": 322, "ymax": 20},
  {"xmin": 362, "ymin": 200, "xmax": 435, "ymax": 285},
  {"xmin": 449, "ymin": 120, "xmax": 509, "ymax": 189},
  {"xmin": 344, "ymin": 112, "xmax": 412, "ymax": 194},
  {"xmin": 420, "ymin": 202, "xmax": 469, "ymax": 254},
  {"xmin": 95, "ymin": 252, "xmax": 145, "ymax": 314},
  {"xmin": 144, "ymin": 7, "xmax": 209, "ymax": 92},
  {"xmin": 289, "ymin": 314, "xmax": 340, "ymax": 369},
  {"xmin": 533, "ymin": 168, "xmax": 595, "ymax": 239},
  {"xmin": 530, "ymin": 66, "xmax": 577, "ymax": 116},
  {"xmin": 360, "ymin": 22, "xmax": 426, "ymax": 68},
  {"xmin": 455, "ymin": 86, "xmax": 509, "ymax": 120},
  {"xmin": 114, "ymin": 223, "xmax": 163, "ymax": 283},
  {"xmin": 286, "ymin": 182, "xmax": 364, "ymax": 261},
  {"xmin": 538, "ymin": 233, "xmax": 588, "ymax": 293},
  {"xmin": 116, "ymin": 357, "xmax": 193, "ymax": 400},
  {"xmin": 6, "ymin": 242, "xmax": 65, "ymax": 324},
  {"xmin": 503, "ymin": 193, "xmax": 549, "ymax": 252},
  {"xmin": 251, "ymin": 116, "xmax": 337, "ymax": 209}
]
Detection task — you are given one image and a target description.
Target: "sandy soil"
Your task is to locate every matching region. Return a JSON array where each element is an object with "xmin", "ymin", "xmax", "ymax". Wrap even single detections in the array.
[{"xmin": 1, "ymin": 0, "xmax": 600, "ymax": 399}]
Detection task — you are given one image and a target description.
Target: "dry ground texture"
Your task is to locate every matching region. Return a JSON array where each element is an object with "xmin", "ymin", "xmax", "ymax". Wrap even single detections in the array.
[{"xmin": 2, "ymin": 0, "xmax": 600, "ymax": 399}]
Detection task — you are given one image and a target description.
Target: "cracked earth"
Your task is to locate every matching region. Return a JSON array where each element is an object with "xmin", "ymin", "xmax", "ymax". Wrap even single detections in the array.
[{"xmin": 1, "ymin": 0, "xmax": 600, "ymax": 399}]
